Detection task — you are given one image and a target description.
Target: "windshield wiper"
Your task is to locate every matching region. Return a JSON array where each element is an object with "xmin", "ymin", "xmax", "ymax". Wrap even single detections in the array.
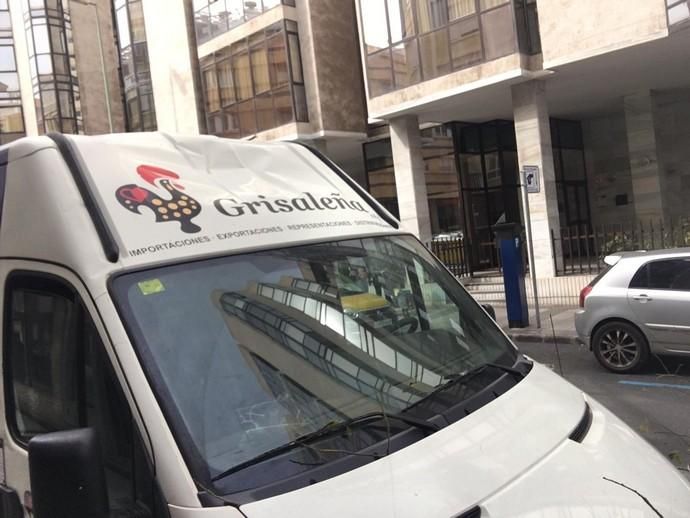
[
  {"xmin": 409, "ymin": 361, "xmax": 526, "ymax": 410},
  {"xmin": 211, "ymin": 411, "xmax": 439, "ymax": 483}
]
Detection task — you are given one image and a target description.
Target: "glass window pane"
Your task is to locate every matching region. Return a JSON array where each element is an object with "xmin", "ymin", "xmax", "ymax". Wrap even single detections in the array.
[
  {"xmin": 33, "ymin": 24, "xmax": 51, "ymax": 54},
  {"xmin": 387, "ymin": 0, "xmax": 415, "ymax": 42},
  {"xmin": 226, "ymin": 0, "xmax": 244, "ymax": 28},
  {"xmin": 669, "ymin": 2, "xmax": 690, "ymax": 24},
  {"xmin": 449, "ymin": 17, "xmax": 481, "ymax": 69},
  {"xmin": 233, "ymin": 52, "xmax": 253, "ymax": 100},
  {"xmin": 49, "ymin": 24, "xmax": 65, "ymax": 54},
  {"xmin": 267, "ymin": 34, "xmax": 289, "ymax": 88},
  {"xmin": 448, "ymin": 0, "xmax": 475, "ymax": 20},
  {"xmin": 256, "ymin": 92, "xmax": 275, "ymax": 131},
  {"xmin": 203, "ymin": 67, "xmax": 220, "ymax": 112},
  {"xmin": 0, "ymin": 106, "xmax": 24, "ymax": 132},
  {"xmin": 36, "ymin": 54, "xmax": 52, "ymax": 75},
  {"xmin": 481, "ymin": 0, "xmax": 508, "ymax": 9},
  {"xmin": 245, "ymin": 0, "xmax": 261, "ymax": 19},
  {"xmin": 562, "ymin": 149, "xmax": 585, "ymax": 181},
  {"xmin": 127, "ymin": 95, "xmax": 141, "ymax": 127},
  {"xmin": 416, "ymin": 0, "xmax": 449, "ymax": 33},
  {"xmin": 250, "ymin": 43, "xmax": 270, "ymax": 94},
  {"xmin": 481, "ymin": 4, "xmax": 515, "ymax": 60},
  {"xmin": 58, "ymin": 89, "xmax": 74, "ymax": 118},
  {"xmin": 273, "ymin": 85, "xmax": 293, "ymax": 126},
  {"xmin": 238, "ymin": 99, "xmax": 257, "ymax": 135},
  {"xmin": 0, "ymin": 45, "xmax": 15, "ymax": 71},
  {"xmin": 0, "ymin": 72, "xmax": 19, "ymax": 91},
  {"xmin": 287, "ymin": 33, "xmax": 303, "ymax": 83},
  {"xmin": 293, "ymin": 83, "xmax": 308, "ymax": 122},
  {"xmin": 207, "ymin": 111, "xmax": 224, "ymax": 134},
  {"xmin": 361, "ymin": 0, "xmax": 389, "ymax": 53},
  {"xmin": 392, "ymin": 39, "xmax": 420, "ymax": 88},
  {"xmin": 8, "ymin": 287, "xmax": 80, "ymax": 438},
  {"xmin": 195, "ymin": 8, "xmax": 211, "ymax": 43},
  {"xmin": 0, "ymin": 11, "xmax": 9, "ymax": 30},
  {"xmin": 209, "ymin": 0, "xmax": 229, "ymax": 36},
  {"xmin": 116, "ymin": 6, "xmax": 131, "ymax": 49},
  {"xmin": 53, "ymin": 54, "xmax": 68, "ymax": 75},
  {"xmin": 217, "ymin": 60, "xmax": 235, "ymax": 106},
  {"xmin": 129, "ymin": 1, "xmax": 146, "ymax": 43},
  {"xmin": 263, "ymin": 0, "xmax": 281, "ymax": 9},
  {"xmin": 419, "ymin": 28, "xmax": 450, "ymax": 80},
  {"xmin": 367, "ymin": 48, "xmax": 394, "ymax": 97}
]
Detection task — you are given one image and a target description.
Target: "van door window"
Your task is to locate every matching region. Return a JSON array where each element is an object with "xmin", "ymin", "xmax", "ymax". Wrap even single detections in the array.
[{"xmin": 4, "ymin": 273, "xmax": 165, "ymax": 518}]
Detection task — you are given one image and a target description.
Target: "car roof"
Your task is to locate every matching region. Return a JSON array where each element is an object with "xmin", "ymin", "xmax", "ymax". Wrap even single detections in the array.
[{"xmin": 606, "ymin": 247, "xmax": 690, "ymax": 265}]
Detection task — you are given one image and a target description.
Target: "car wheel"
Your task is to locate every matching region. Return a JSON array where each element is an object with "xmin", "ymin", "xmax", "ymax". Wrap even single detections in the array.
[{"xmin": 592, "ymin": 321, "xmax": 649, "ymax": 373}]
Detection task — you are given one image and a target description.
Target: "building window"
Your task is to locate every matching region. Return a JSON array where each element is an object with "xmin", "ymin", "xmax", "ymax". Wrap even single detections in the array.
[
  {"xmin": 667, "ymin": 0, "xmax": 690, "ymax": 26},
  {"xmin": 194, "ymin": 0, "xmax": 296, "ymax": 45},
  {"xmin": 364, "ymin": 125, "xmax": 462, "ymax": 238},
  {"xmin": 113, "ymin": 0, "xmax": 157, "ymax": 132},
  {"xmin": 360, "ymin": 0, "xmax": 540, "ymax": 98},
  {"xmin": 0, "ymin": 1, "xmax": 25, "ymax": 143},
  {"xmin": 200, "ymin": 20, "xmax": 307, "ymax": 138},
  {"xmin": 23, "ymin": 0, "xmax": 81, "ymax": 134}
]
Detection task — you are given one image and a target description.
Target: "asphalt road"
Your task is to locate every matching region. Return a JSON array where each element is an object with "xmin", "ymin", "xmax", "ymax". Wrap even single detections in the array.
[{"xmin": 515, "ymin": 339, "xmax": 690, "ymax": 478}]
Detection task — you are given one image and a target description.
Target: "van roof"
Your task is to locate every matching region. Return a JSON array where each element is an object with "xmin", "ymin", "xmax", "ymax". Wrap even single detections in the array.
[{"xmin": 0, "ymin": 133, "xmax": 398, "ymax": 281}]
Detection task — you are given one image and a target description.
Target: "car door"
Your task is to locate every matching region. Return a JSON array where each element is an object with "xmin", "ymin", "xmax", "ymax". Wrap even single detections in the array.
[
  {"xmin": 0, "ymin": 261, "xmax": 168, "ymax": 518},
  {"xmin": 627, "ymin": 257, "xmax": 690, "ymax": 352}
]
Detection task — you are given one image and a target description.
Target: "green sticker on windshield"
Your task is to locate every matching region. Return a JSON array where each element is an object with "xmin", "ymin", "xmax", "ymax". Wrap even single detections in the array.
[{"xmin": 138, "ymin": 279, "xmax": 165, "ymax": 295}]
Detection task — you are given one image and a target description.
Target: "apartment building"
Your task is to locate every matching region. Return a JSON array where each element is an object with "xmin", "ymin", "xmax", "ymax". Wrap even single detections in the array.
[
  {"xmin": 354, "ymin": 0, "xmax": 690, "ymax": 277},
  {"xmin": 4, "ymin": 0, "xmax": 690, "ymax": 279}
]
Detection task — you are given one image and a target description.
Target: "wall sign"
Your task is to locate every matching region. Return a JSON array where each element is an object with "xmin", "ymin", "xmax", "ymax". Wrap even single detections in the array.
[{"xmin": 523, "ymin": 165, "xmax": 540, "ymax": 193}]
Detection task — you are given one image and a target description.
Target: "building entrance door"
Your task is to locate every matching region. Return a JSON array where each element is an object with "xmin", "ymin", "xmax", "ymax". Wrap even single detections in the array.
[{"xmin": 453, "ymin": 121, "xmax": 521, "ymax": 271}]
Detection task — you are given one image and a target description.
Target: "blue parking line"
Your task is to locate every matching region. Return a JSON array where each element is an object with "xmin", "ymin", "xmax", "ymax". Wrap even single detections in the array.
[{"xmin": 618, "ymin": 380, "xmax": 690, "ymax": 390}]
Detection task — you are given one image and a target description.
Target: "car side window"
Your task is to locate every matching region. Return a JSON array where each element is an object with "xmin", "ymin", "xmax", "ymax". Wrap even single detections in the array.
[
  {"xmin": 5, "ymin": 273, "xmax": 167, "ymax": 518},
  {"xmin": 629, "ymin": 264, "xmax": 649, "ymax": 289},
  {"xmin": 629, "ymin": 259, "xmax": 690, "ymax": 291}
]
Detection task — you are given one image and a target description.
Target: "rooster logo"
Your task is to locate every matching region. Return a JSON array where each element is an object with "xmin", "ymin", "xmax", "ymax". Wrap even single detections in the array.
[{"xmin": 115, "ymin": 165, "xmax": 202, "ymax": 234}]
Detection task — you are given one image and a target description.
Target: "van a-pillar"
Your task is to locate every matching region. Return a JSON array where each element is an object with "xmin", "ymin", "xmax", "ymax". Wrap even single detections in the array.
[{"xmin": 512, "ymin": 80, "xmax": 562, "ymax": 279}]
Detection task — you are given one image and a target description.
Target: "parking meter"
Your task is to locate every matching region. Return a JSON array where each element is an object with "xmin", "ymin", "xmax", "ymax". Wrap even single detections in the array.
[{"xmin": 494, "ymin": 223, "xmax": 529, "ymax": 328}]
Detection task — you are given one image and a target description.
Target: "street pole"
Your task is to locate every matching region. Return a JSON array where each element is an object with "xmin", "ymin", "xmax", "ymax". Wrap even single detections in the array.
[
  {"xmin": 73, "ymin": 0, "xmax": 113, "ymax": 133},
  {"xmin": 520, "ymin": 179, "xmax": 541, "ymax": 329}
]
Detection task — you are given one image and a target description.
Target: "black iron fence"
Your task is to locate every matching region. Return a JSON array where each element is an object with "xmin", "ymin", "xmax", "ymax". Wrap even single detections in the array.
[
  {"xmin": 429, "ymin": 236, "xmax": 472, "ymax": 277},
  {"xmin": 552, "ymin": 219, "xmax": 690, "ymax": 276}
]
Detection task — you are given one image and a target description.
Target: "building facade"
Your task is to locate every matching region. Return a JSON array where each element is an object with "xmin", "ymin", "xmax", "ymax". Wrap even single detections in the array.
[
  {"xmin": 355, "ymin": 0, "xmax": 690, "ymax": 278},
  {"xmin": 4, "ymin": 0, "xmax": 690, "ymax": 279}
]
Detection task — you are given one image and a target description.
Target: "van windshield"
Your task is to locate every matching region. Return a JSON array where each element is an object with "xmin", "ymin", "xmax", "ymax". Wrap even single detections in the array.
[{"xmin": 111, "ymin": 235, "xmax": 518, "ymax": 495}]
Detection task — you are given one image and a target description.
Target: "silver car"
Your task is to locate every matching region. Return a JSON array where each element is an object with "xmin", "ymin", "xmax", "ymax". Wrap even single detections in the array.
[{"xmin": 575, "ymin": 248, "xmax": 690, "ymax": 373}]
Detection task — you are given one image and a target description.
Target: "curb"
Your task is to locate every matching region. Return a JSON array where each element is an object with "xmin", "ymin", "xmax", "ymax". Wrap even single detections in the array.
[{"xmin": 506, "ymin": 332, "xmax": 579, "ymax": 345}]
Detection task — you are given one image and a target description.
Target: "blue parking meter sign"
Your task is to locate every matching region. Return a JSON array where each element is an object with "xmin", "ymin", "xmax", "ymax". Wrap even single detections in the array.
[{"xmin": 523, "ymin": 165, "xmax": 540, "ymax": 193}]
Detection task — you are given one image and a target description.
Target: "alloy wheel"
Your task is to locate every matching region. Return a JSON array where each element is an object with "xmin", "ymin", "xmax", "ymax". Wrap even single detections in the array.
[{"xmin": 599, "ymin": 329, "xmax": 639, "ymax": 369}]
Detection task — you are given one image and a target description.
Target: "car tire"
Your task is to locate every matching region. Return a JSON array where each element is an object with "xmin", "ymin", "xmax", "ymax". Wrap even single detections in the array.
[{"xmin": 592, "ymin": 321, "xmax": 649, "ymax": 373}]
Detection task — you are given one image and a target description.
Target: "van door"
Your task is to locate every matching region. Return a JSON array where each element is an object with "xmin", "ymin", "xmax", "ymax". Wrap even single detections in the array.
[
  {"xmin": 0, "ymin": 262, "xmax": 167, "ymax": 517},
  {"xmin": 628, "ymin": 258, "xmax": 690, "ymax": 352}
]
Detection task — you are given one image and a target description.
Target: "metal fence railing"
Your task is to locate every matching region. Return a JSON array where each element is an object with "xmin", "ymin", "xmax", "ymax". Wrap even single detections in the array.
[
  {"xmin": 429, "ymin": 236, "xmax": 472, "ymax": 277},
  {"xmin": 551, "ymin": 218, "xmax": 690, "ymax": 276}
]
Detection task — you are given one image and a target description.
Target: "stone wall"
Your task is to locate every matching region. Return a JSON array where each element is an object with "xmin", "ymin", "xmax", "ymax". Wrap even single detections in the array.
[
  {"xmin": 653, "ymin": 88, "xmax": 690, "ymax": 222},
  {"xmin": 582, "ymin": 110, "xmax": 635, "ymax": 226},
  {"xmin": 69, "ymin": 0, "xmax": 126, "ymax": 134},
  {"xmin": 538, "ymin": 0, "xmax": 668, "ymax": 69}
]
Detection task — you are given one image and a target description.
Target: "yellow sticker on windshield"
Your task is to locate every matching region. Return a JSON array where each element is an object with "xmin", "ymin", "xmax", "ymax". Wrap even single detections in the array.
[{"xmin": 138, "ymin": 279, "xmax": 165, "ymax": 295}]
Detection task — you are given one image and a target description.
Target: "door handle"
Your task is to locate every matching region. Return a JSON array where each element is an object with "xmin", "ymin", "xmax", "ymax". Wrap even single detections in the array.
[{"xmin": 633, "ymin": 294, "xmax": 652, "ymax": 302}]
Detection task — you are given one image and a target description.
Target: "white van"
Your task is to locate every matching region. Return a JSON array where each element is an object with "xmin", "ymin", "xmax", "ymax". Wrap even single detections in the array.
[{"xmin": 0, "ymin": 133, "xmax": 687, "ymax": 518}]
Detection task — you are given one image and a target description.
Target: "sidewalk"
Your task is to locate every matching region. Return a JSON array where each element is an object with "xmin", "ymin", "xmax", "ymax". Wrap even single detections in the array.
[{"xmin": 493, "ymin": 305, "xmax": 580, "ymax": 344}]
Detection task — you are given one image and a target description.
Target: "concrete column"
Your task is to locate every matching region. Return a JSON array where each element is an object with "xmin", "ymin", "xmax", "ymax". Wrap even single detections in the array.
[
  {"xmin": 389, "ymin": 115, "xmax": 432, "ymax": 244},
  {"xmin": 624, "ymin": 91, "xmax": 668, "ymax": 222},
  {"xmin": 142, "ymin": 0, "xmax": 200, "ymax": 134},
  {"xmin": 511, "ymin": 80, "xmax": 561, "ymax": 278}
]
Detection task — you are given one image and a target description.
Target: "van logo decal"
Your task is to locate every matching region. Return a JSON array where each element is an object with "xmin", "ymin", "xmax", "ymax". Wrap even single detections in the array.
[{"xmin": 116, "ymin": 165, "xmax": 202, "ymax": 234}]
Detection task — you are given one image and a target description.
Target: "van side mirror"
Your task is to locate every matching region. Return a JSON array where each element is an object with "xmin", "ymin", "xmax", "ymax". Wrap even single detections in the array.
[
  {"xmin": 28, "ymin": 428, "xmax": 109, "ymax": 518},
  {"xmin": 482, "ymin": 304, "xmax": 496, "ymax": 320}
]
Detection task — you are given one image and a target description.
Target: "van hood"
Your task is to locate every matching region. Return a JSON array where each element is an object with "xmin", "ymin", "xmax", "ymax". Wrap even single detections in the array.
[{"xmin": 240, "ymin": 363, "xmax": 690, "ymax": 517}]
